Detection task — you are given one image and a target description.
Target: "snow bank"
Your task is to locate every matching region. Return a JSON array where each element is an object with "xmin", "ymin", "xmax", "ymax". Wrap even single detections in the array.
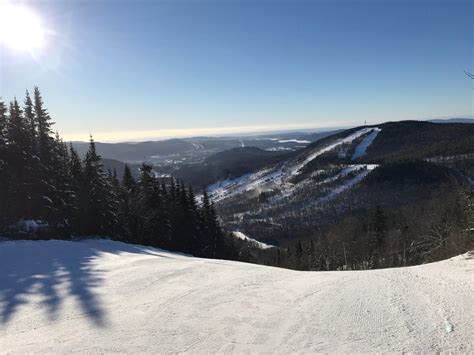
[
  {"xmin": 12, "ymin": 219, "xmax": 48, "ymax": 232},
  {"xmin": 0, "ymin": 239, "xmax": 472, "ymax": 353}
]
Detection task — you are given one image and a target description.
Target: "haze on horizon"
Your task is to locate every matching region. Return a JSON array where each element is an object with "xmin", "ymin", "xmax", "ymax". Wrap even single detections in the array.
[{"xmin": 0, "ymin": 0, "xmax": 472, "ymax": 142}]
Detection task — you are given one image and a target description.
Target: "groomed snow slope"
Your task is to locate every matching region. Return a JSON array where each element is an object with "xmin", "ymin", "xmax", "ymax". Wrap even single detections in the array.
[{"xmin": 0, "ymin": 239, "xmax": 472, "ymax": 353}]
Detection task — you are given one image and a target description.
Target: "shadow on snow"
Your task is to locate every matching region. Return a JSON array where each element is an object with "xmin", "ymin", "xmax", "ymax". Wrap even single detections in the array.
[{"xmin": 0, "ymin": 239, "xmax": 165, "ymax": 327}]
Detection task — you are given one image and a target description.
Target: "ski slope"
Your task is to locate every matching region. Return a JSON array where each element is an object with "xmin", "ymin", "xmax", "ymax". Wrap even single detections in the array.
[
  {"xmin": 207, "ymin": 127, "xmax": 381, "ymax": 202},
  {"xmin": 231, "ymin": 231, "xmax": 275, "ymax": 249},
  {"xmin": 352, "ymin": 127, "xmax": 381, "ymax": 160},
  {"xmin": 1, "ymin": 239, "xmax": 472, "ymax": 353}
]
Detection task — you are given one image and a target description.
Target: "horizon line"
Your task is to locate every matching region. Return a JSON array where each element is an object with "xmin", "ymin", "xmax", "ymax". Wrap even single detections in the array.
[{"xmin": 61, "ymin": 116, "xmax": 473, "ymax": 143}]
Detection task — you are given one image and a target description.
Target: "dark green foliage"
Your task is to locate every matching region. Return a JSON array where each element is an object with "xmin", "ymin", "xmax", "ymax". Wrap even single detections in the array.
[
  {"xmin": 363, "ymin": 121, "xmax": 474, "ymax": 162},
  {"xmin": 0, "ymin": 89, "xmax": 229, "ymax": 260},
  {"xmin": 364, "ymin": 160, "xmax": 458, "ymax": 186}
]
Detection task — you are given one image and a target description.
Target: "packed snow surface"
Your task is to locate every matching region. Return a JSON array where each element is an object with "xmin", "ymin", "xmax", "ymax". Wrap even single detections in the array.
[{"xmin": 1, "ymin": 239, "xmax": 472, "ymax": 353}]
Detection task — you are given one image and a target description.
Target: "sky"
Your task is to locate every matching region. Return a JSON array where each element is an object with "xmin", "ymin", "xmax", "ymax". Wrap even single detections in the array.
[{"xmin": 0, "ymin": 0, "xmax": 472, "ymax": 142}]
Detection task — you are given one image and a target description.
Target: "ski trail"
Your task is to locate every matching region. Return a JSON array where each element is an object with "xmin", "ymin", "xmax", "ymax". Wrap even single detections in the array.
[{"xmin": 352, "ymin": 128, "xmax": 381, "ymax": 160}]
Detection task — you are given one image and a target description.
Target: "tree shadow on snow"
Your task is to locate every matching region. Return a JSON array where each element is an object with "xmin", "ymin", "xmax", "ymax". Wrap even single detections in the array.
[{"xmin": 0, "ymin": 239, "xmax": 165, "ymax": 327}]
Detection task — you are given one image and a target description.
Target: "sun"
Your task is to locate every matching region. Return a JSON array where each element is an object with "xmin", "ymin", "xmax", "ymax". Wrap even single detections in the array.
[{"xmin": 0, "ymin": 4, "xmax": 45, "ymax": 52}]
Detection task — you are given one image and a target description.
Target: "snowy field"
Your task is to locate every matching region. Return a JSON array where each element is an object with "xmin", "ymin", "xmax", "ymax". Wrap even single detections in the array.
[{"xmin": 0, "ymin": 239, "xmax": 472, "ymax": 353}]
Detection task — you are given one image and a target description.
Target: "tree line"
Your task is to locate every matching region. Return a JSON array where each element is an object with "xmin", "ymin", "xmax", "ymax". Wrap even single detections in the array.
[
  {"xmin": 235, "ymin": 184, "xmax": 473, "ymax": 271},
  {"xmin": 0, "ymin": 88, "xmax": 234, "ymax": 258}
]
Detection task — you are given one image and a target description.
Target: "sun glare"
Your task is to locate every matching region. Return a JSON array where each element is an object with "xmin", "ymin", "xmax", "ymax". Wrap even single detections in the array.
[{"xmin": 0, "ymin": 4, "xmax": 45, "ymax": 52}]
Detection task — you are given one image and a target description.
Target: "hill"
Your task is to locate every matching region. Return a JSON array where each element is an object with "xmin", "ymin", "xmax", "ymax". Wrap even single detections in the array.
[
  {"xmin": 0, "ymin": 239, "xmax": 472, "ymax": 353},
  {"xmin": 101, "ymin": 158, "xmax": 141, "ymax": 177},
  {"xmin": 173, "ymin": 147, "xmax": 290, "ymax": 189},
  {"xmin": 206, "ymin": 121, "xmax": 473, "ymax": 249},
  {"xmin": 429, "ymin": 118, "xmax": 474, "ymax": 124},
  {"xmin": 72, "ymin": 139, "xmax": 196, "ymax": 162},
  {"xmin": 361, "ymin": 121, "xmax": 474, "ymax": 162}
]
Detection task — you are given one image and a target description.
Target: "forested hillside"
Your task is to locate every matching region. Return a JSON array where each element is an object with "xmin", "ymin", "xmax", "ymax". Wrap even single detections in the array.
[
  {"xmin": 173, "ymin": 147, "xmax": 290, "ymax": 189},
  {"xmin": 0, "ymin": 89, "xmax": 244, "ymax": 259},
  {"xmin": 363, "ymin": 121, "xmax": 474, "ymax": 162},
  {"xmin": 206, "ymin": 123, "xmax": 474, "ymax": 270}
]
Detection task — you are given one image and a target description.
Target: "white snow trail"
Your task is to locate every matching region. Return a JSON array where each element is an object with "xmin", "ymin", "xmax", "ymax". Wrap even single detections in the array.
[
  {"xmin": 290, "ymin": 127, "xmax": 375, "ymax": 176},
  {"xmin": 207, "ymin": 128, "xmax": 379, "ymax": 202},
  {"xmin": 231, "ymin": 231, "xmax": 275, "ymax": 249},
  {"xmin": 351, "ymin": 127, "xmax": 381, "ymax": 160},
  {"xmin": 0, "ymin": 239, "xmax": 472, "ymax": 353}
]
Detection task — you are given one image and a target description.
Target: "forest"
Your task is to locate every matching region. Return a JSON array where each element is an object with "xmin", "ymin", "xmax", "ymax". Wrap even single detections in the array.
[{"xmin": 0, "ymin": 88, "xmax": 236, "ymax": 259}]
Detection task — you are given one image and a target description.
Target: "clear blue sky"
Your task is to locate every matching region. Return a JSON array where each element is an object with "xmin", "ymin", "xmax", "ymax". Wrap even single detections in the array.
[{"xmin": 0, "ymin": 0, "xmax": 472, "ymax": 141}]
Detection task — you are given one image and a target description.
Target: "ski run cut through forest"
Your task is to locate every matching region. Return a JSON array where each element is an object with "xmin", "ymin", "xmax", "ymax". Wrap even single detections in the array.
[
  {"xmin": 0, "ymin": 239, "xmax": 472, "ymax": 353},
  {"xmin": 206, "ymin": 127, "xmax": 381, "ymax": 203}
]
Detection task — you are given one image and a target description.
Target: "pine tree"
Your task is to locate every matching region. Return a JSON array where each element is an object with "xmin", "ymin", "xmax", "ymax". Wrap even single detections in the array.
[
  {"xmin": 118, "ymin": 165, "xmax": 136, "ymax": 241},
  {"xmin": 122, "ymin": 165, "xmax": 135, "ymax": 192},
  {"xmin": 23, "ymin": 90, "xmax": 37, "ymax": 147},
  {"xmin": 82, "ymin": 136, "xmax": 117, "ymax": 235},
  {"xmin": 48, "ymin": 133, "xmax": 74, "ymax": 234},
  {"xmin": 0, "ymin": 100, "xmax": 9, "ymax": 225},
  {"xmin": 69, "ymin": 143, "xmax": 83, "ymax": 234},
  {"xmin": 187, "ymin": 185, "xmax": 201, "ymax": 254},
  {"xmin": 201, "ymin": 191, "xmax": 223, "ymax": 258},
  {"xmin": 33, "ymin": 87, "xmax": 55, "ymax": 220},
  {"xmin": 0, "ymin": 89, "xmax": 229, "ymax": 261},
  {"xmin": 34, "ymin": 87, "xmax": 53, "ymax": 165},
  {"xmin": 23, "ymin": 91, "xmax": 41, "ymax": 219},
  {"xmin": 368, "ymin": 205, "xmax": 387, "ymax": 267},
  {"xmin": 5, "ymin": 98, "xmax": 31, "ymax": 219},
  {"xmin": 134, "ymin": 163, "xmax": 155, "ymax": 244}
]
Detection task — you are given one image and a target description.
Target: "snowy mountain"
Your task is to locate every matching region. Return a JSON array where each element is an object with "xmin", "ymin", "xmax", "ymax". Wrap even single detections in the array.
[
  {"xmin": 206, "ymin": 126, "xmax": 381, "ymax": 203},
  {"xmin": 0, "ymin": 239, "xmax": 472, "ymax": 353},
  {"xmin": 205, "ymin": 121, "xmax": 474, "ymax": 245}
]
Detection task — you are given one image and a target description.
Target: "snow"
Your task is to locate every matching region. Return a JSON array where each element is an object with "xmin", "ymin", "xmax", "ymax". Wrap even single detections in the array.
[
  {"xmin": 290, "ymin": 127, "xmax": 375, "ymax": 176},
  {"xmin": 317, "ymin": 164, "xmax": 375, "ymax": 185},
  {"xmin": 316, "ymin": 166, "xmax": 374, "ymax": 204},
  {"xmin": 265, "ymin": 146, "xmax": 293, "ymax": 151},
  {"xmin": 206, "ymin": 128, "xmax": 381, "ymax": 203},
  {"xmin": 352, "ymin": 127, "xmax": 381, "ymax": 160},
  {"xmin": 278, "ymin": 139, "xmax": 311, "ymax": 144},
  {"xmin": 0, "ymin": 239, "xmax": 472, "ymax": 353},
  {"xmin": 12, "ymin": 219, "xmax": 48, "ymax": 232},
  {"xmin": 231, "ymin": 231, "xmax": 275, "ymax": 249}
]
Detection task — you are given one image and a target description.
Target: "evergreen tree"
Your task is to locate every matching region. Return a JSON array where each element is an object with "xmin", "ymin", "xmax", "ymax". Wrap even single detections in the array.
[
  {"xmin": 368, "ymin": 206, "xmax": 387, "ymax": 267},
  {"xmin": 34, "ymin": 87, "xmax": 53, "ymax": 165},
  {"xmin": 0, "ymin": 89, "xmax": 229, "ymax": 264},
  {"xmin": 118, "ymin": 165, "xmax": 136, "ymax": 241},
  {"xmin": 23, "ymin": 91, "xmax": 41, "ymax": 219},
  {"xmin": 0, "ymin": 100, "xmax": 9, "ymax": 225},
  {"xmin": 48, "ymin": 134, "xmax": 74, "ymax": 234},
  {"xmin": 82, "ymin": 136, "xmax": 117, "ymax": 235},
  {"xmin": 33, "ymin": 87, "xmax": 55, "ymax": 220},
  {"xmin": 5, "ymin": 99, "xmax": 31, "ymax": 219},
  {"xmin": 68, "ymin": 143, "xmax": 83, "ymax": 234}
]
